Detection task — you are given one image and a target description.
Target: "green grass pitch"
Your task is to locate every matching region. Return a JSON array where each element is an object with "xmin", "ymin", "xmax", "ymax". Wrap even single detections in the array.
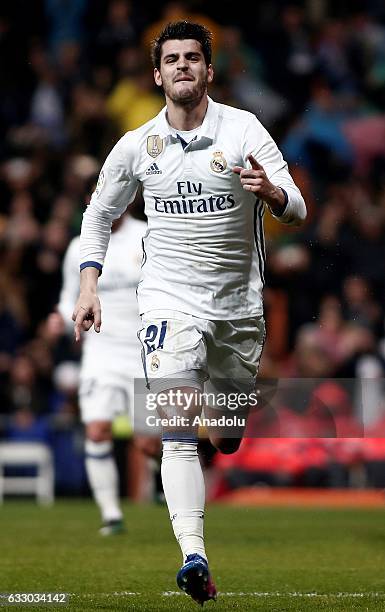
[{"xmin": 1, "ymin": 500, "xmax": 385, "ymax": 610}]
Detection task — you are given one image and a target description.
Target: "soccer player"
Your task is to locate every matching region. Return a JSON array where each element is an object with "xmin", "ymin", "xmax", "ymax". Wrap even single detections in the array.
[
  {"xmin": 73, "ymin": 21, "xmax": 306, "ymax": 603},
  {"xmin": 49, "ymin": 212, "xmax": 146, "ymax": 534}
]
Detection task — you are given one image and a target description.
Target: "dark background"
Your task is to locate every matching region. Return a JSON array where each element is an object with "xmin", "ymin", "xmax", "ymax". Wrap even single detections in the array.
[{"xmin": 1, "ymin": 0, "xmax": 385, "ymax": 494}]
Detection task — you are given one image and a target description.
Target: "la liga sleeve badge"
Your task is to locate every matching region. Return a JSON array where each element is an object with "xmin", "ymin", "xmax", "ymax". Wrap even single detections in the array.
[{"xmin": 95, "ymin": 169, "xmax": 105, "ymax": 196}]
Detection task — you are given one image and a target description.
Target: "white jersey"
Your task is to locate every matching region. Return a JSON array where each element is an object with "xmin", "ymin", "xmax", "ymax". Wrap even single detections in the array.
[
  {"xmin": 80, "ymin": 97, "xmax": 306, "ymax": 319},
  {"xmin": 59, "ymin": 216, "xmax": 145, "ymax": 385}
]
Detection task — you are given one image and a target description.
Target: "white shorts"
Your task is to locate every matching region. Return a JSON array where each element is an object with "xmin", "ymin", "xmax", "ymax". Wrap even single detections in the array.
[
  {"xmin": 138, "ymin": 310, "xmax": 265, "ymax": 397},
  {"xmin": 79, "ymin": 379, "xmax": 161, "ymax": 436},
  {"xmin": 79, "ymin": 380, "xmax": 133, "ymax": 424}
]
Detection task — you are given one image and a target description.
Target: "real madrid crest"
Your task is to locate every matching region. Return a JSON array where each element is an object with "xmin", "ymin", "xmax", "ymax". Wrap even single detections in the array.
[
  {"xmin": 210, "ymin": 151, "xmax": 227, "ymax": 173},
  {"xmin": 151, "ymin": 354, "xmax": 160, "ymax": 371},
  {"xmin": 147, "ymin": 135, "xmax": 164, "ymax": 158}
]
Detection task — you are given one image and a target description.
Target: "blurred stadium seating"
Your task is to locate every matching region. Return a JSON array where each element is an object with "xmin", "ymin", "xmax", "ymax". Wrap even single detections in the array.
[{"xmin": 1, "ymin": 0, "xmax": 385, "ymax": 499}]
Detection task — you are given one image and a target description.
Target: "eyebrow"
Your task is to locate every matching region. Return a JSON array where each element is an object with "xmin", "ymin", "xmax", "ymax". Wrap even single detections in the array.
[{"xmin": 162, "ymin": 51, "xmax": 203, "ymax": 61}]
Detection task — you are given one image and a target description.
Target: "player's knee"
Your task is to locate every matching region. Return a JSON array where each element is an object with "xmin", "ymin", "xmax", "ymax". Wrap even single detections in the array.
[
  {"xmin": 210, "ymin": 437, "xmax": 242, "ymax": 454},
  {"xmin": 86, "ymin": 421, "xmax": 112, "ymax": 443}
]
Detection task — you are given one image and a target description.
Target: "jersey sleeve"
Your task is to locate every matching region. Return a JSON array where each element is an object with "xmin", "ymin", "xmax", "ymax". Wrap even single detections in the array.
[
  {"xmin": 80, "ymin": 133, "xmax": 139, "ymax": 272},
  {"xmin": 57, "ymin": 238, "xmax": 81, "ymax": 332},
  {"xmin": 242, "ymin": 115, "xmax": 307, "ymax": 226}
]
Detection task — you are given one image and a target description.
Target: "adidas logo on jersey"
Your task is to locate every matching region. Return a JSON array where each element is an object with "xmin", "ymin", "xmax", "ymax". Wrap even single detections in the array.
[{"xmin": 146, "ymin": 163, "xmax": 162, "ymax": 175}]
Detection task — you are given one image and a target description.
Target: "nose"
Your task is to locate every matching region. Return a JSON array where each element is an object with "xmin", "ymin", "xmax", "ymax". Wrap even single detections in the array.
[{"xmin": 176, "ymin": 56, "xmax": 188, "ymax": 70}]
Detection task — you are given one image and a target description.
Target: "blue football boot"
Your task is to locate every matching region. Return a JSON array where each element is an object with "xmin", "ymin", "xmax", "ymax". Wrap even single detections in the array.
[{"xmin": 177, "ymin": 554, "xmax": 217, "ymax": 605}]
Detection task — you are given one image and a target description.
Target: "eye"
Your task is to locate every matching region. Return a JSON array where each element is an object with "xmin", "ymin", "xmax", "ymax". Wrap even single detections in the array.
[{"xmin": 186, "ymin": 54, "xmax": 200, "ymax": 62}]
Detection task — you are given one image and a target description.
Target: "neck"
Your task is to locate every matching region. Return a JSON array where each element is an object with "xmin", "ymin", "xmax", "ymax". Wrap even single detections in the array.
[{"xmin": 166, "ymin": 95, "xmax": 208, "ymax": 131}]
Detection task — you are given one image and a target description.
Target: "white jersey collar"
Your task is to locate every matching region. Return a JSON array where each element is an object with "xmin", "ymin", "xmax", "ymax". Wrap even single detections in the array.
[{"xmin": 155, "ymin": 96, "xmax": 219, "ymax": 143}]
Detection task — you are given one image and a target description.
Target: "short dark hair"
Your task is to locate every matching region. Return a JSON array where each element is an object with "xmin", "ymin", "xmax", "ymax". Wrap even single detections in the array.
[{"xmin": 151, "ymin": 21, "xmax": 212, "ymax": 69}]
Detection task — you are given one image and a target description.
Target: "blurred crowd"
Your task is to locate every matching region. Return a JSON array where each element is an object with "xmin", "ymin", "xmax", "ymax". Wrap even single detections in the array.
[{"xmin": 1, "ymin": 0, "xmax": 385, "ymax": 493}]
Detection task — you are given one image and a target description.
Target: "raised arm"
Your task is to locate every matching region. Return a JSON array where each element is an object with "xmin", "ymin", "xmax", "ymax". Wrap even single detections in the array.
[{"xmin": 234, "ymin": 115, "xmax": 307, "ymax": 226}]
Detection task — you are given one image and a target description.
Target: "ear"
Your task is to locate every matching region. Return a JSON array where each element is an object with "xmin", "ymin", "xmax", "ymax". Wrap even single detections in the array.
[
  {"xmin": 207, "ymin": 64, "xmax": 214, "ymax": 84},
  {"xmin": 154, "ymin": 68, "xmax": 162, "ymax": 87}
]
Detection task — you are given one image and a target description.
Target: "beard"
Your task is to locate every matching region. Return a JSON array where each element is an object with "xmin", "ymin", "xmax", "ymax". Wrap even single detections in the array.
[{"xmin": 163, "ymin": 73, "xmax": 208, "ymax": 106}]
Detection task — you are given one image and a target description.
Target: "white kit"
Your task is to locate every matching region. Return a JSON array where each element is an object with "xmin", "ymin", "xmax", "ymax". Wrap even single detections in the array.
[
  {"xmin": 80, "ymin": 97, "xmax": 306, "ymax": 320},
  {"xmin": 59, "ymin": 215, "xmax": 146, "ymax": 421}
]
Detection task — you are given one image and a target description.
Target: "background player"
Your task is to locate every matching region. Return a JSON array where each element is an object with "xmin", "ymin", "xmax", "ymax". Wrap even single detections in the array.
[
  {"xmin": 49, "ymin": 211, "xmax": 147, "ymax": 534},
  {"xmin": 73, "ymin": 21, "xmax": 306, "ymax": 602}
]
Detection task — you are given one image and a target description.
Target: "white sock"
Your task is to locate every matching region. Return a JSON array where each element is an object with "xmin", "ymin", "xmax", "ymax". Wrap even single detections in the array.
[
  {"xmin": 85, "ymin": 439, "xmax": 123, "ymax": 522},
  {"xmin": 161, "ymin": 440, "xmax": 207, "ymax": 562}
]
